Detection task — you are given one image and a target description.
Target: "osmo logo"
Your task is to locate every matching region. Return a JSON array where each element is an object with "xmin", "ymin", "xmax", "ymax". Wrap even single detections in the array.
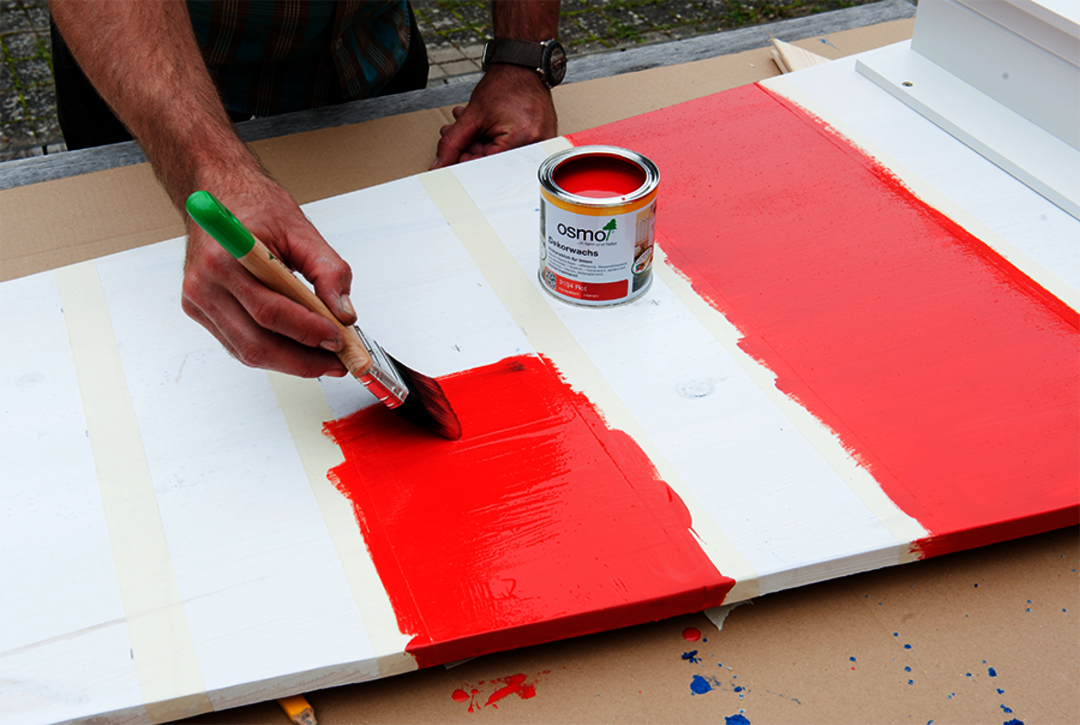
[{"xmin": 556, "ymin": 218, "xmax": 618, "ymax": 242}]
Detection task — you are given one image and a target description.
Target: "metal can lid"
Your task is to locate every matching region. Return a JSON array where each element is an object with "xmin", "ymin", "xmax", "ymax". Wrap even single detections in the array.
[{"xmin": 539, "ymin": 145, "xmax": 659, "ymax": 208}]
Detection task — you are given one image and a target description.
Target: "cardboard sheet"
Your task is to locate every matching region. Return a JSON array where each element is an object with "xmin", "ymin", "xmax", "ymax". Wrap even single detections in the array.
[{"xmin": 2, "ymin": 17, "xmax": 1077, "ymax": 725}]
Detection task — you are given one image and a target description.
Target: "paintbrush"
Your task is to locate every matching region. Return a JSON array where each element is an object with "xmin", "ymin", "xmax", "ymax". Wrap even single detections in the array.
[{"xmin": 185, "ymin": 191, "xmax": 461, "ymax": 440}]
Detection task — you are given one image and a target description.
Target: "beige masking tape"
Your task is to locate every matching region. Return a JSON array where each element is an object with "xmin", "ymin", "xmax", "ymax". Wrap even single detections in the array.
[
  {"xmin": 266, "ymin": 372, "xmax": 416, "ymax": 677},
  {"xmin": 419, "ymin": 153, "xmax": 760, "ymax": 602},
  {"xmin": 54, "ymin": 261, "xmax": 211, "ymax": 723}
]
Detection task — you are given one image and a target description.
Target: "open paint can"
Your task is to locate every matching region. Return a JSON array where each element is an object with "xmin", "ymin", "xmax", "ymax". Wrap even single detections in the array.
[{"xmin": 538, "ymin": 145, "xmax": 659, "ymax": 306}]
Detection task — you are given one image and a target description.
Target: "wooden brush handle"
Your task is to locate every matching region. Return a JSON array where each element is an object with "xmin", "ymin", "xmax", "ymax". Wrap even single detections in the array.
[{"xmin": 239, "ymin": 235, "xmax": 373, "ymax": 376}]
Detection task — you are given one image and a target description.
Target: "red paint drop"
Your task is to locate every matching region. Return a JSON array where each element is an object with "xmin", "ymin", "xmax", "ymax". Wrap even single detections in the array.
[
  {"xmin": 451, "ymin": 689, "xmax": 469, "ymax": 703},
  {"xmin": 682, "ymin": 626, "xmax": 702, "ymax": 642},
  {"xmin": 324, "ymin": 355, "xmax": 734, "ymax": 667},
  {"xmin": 569, "ymin": 84, "xmax": 1079, "ymax": 557},
  {"xmin": 553, "ymin": 154, "xmax": 646, "ymax": 198},
  {"xmin": 485, "ymin": 673, "xmax": 536, "ymax": 708}
]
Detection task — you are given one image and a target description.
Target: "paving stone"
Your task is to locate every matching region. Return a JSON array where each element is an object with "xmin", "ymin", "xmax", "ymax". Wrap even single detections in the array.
[
  {"xmin": 453, "ymin": 3, "xmax": 490, "ymax": 28},
  {"xmin": 6, "ymin": 29, "xmax": 44, "ymax": 57},
  {"xmin": 0, "ymin": 6, "xmax": 30, "ymax": 33},
  {"xmin": 439, "ymin": 58, "xmax": 481, "ymax": 77},
  {"xmin": 639, "ymin": 30, "xmax": 672, "ymax": 45},
  {"xmin": 417, "ymin": 9, "xmax": 461, "ymax": 32},
  {"xmin": 559, "ymin": 0, "xmax": 596, "ymax": 15},
  {"xmin": 0, "ymin": 85, "xmax": 22, "ymax": 116},
  {"xmin": 442, "ymin": 27, "xmax": 487, "ymax": 46},
  {"xmin": 461, "ymin": 43, "xmax": 484, "ymax": 60},
  {"xmin": 31, "ymin": 111, "xmax": 58, "ymax": 138},
  {"xmin": 428, "ymin": 45, "xmax": 468, "ymax": 64},
  {"xmin": 26, "ymin": 5, "xmax": 49, "ymax": 32},
  {"xmin": 628, "ymin": 5, "xmax": 669, "ymax": 27},
  {"xmin": 21, "ymin": 81, "xmax": 53, "ymax": 113},
  {"xmin": 13, "ymin": 56, "xmax": 50, "ymax": 84},
  {"xmin": 567, "ymin": 15, "xmax": 619, "ymax": 46},
  {"xmin": 1, "ymin": 118, "xmax": 35, "ymax": 148},
  {"xmin": 568, "ymin": 39, "xmax": 613, "ymax": 56}
]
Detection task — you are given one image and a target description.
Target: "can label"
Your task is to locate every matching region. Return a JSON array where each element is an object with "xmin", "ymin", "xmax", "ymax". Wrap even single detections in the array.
[
  {"xmin": 538, "ymin": 146, "xmax": 660, "ymax": 307},
  {"xmin": 540, "ymin": 201, "xmax": 656, "ymax": 303}
]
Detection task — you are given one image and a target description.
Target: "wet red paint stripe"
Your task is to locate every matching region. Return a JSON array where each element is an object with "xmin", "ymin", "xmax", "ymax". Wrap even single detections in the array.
[
  {"xmin": 569, "ymin": 83, "xmax": 1079, "ymax": 557},
  {"xmin": 324, "ymin": 355, "xmax": 734, "ymax": 667}
]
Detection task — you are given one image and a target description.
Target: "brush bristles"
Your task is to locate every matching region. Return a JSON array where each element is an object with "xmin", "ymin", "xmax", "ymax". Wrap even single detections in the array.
[{"xmin": 389, "ymin": 356, "xmax": 463, "ymax": 440}]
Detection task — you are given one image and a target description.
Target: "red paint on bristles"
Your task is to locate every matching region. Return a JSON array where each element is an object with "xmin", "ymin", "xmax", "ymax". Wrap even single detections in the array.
[{"xmin": 388, "ymin": 353, "xmax": 462, "ymax": 440}]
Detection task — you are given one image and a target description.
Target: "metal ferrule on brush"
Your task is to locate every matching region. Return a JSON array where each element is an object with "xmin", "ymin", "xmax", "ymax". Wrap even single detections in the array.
[{"xmin": 352, "ymin": 325, "xmax": 409, "ymax": 408}]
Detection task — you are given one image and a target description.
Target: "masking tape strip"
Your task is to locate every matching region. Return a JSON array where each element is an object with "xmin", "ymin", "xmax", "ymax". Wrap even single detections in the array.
[
  {"xmin": 54, "ymin": 261, "xmax": 211, "ymax": 723},
  {"xmin": 266, "ymin": 372, "xmax": 416, "ymax": 677},
  {"xmin": 419, "ymin": 154, "xmax": 759, "ymax": 602}
]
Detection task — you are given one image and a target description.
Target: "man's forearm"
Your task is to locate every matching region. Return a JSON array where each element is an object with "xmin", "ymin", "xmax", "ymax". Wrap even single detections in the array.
[
  {"xmin": 49, "ymin": 0, "xmax": 261, "ymax": 209},
  {"xmin": 492, "ymin": 0, "xmax": 560, "ymax": 41}
]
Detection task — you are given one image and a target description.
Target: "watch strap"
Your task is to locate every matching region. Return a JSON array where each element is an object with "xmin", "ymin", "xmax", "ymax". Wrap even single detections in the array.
[{"xmin": 482, "ymin": 38, "xmax": 545, "ymax": 71}]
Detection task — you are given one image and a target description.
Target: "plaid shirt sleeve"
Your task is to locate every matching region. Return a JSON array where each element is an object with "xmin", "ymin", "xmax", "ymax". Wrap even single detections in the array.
[{"xmin": 188, "ymin": 0, "xmax": 410, "ymax": 118}]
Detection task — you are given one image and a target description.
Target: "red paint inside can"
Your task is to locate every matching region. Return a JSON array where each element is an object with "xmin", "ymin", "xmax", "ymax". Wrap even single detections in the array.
[{"xmin": 553, "ymin": 155, "xmax": 646, "ymax": 198}]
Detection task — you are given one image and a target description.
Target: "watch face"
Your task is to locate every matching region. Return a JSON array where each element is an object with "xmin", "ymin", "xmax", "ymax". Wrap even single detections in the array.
[{"xmin": 544, "ymin": 41, "xmax": 567, "ymax": 87}]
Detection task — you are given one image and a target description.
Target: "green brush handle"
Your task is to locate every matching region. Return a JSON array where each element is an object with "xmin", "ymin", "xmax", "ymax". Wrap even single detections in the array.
[
  {"xmin": 184, "ymin": 190, "xmax": 373, "ymax": 376},
  {"xmin": 185, "ymin": 191, "xmax": 255, "ymax": 258}
]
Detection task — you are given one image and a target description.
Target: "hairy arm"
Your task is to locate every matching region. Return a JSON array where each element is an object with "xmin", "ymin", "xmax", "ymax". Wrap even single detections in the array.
[
  {"xmin": 432, "ymin": 0, "xmax": 560, "ymax": 168},
  {"xmin": 49, "ymin": 0, "xmax": 355, "ymax": 377}
]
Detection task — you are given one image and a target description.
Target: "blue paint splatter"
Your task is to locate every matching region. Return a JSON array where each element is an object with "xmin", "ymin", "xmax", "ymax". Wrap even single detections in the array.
[
  {"xmin": 966, "ymin": 673, "xmax": 973, "ymax": 678},
  {"xmin": 1001, "ymin": 705, "xmax": 1013, "ymax": 714},
  {"xmin": 682, "ymin": 650, "xmax": 701, "ymax": 664},
  {"xmin": 908, "ymin": 679, "xmax": 914, "ymax": 685},
  {"xmin": 989, "ymin": 667, "xmax": 997, "ymax": 677},
  {"xmin": 904, "ymin": 644, "xmax": 912, "ymax": 649},
  {"xmin": 997, "ymin": 688, "xmax": 1005, "ymax": 694},
  {"xmin": 893, "ymin": 632, "xmax": 899, "ymax": 637},
  {"xmin": 690, "ymin": 675, "xmax": 712, "ymax": 695},
  {"xmin": 1003, "ymin": 719, "xmax": 1025, "ymax": 725},
  {"xmin": 849, "ymin": 656, "xmax": 856, "ymax": 662},
  {"xmin": 734, "ymin": 686, "xmax": 743, "ymax": 693},
  {"xmin": 905, "ymin": 666, "xmax": 912, "ymax": 672},
  {"xmin": 725, "ymin": 715, "xmax": 751, "ymax": 725}
]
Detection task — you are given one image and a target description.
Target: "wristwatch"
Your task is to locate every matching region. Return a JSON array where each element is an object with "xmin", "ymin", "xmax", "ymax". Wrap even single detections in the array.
[{"xmin": 481, "ymin": 38, "xmax": 567, "ymax": 88}]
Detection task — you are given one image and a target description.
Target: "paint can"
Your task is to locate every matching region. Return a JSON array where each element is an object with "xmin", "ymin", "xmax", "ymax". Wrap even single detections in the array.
[{"xmin": 538, "ymin": 145, "xmax": 659, "ymax": 306}]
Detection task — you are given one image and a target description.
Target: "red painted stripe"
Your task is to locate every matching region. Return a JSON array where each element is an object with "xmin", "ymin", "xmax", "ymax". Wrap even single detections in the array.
[
  {"xmin": 569, "ymin": 84, "xmax": 1079, "ymax": 557},
  {"xmin": 324, "ymin": 355, "xmax": 733, "ymax": 667}
]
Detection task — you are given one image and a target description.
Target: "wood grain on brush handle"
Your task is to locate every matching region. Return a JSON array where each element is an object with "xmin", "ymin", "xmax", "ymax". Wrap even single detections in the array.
[{"xmin": 238, "ymin": 235, "xmax": 373, "ymax": 376}]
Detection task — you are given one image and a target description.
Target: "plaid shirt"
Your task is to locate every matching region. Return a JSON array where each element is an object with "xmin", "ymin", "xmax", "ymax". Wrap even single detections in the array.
[{"xmin": 188, "ymin": 1, "xmax": 410, "ymax": 117}]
